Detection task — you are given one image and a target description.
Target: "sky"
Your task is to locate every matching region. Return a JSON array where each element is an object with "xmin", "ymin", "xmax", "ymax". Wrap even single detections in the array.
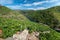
[{"xmin": 0, "ymin": 0, "xmax": 60, "ymax": 10}]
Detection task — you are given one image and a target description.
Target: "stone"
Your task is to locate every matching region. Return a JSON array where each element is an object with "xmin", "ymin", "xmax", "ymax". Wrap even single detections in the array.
[
  {"xmin": 12, "ymin": 29, "xmax": 39, "ymax": 40},
  {"xmin": 13, "ymin": 29, "xmax": 28, "ymax": 40},
  {"xmin": 27, "ymin": 34, "xmax": 39, "ymax": 40},
  {"xmin": 5, "ymin": 37, "xmax": 14, "ymax": 40},
  {"xmin": 0, "ymin": 38, "xmax": 4, "ymax": 40},
  {"xmin": 0, "ymin": 30, "xmax": 3, "ymax": 38}
]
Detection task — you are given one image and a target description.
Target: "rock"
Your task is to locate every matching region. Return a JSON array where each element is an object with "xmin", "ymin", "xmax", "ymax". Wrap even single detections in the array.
[
  {"xmin": 32, "ymin": 32, "xmax": 39, "ymax": 37},
  {"xmin": 1, "ymin": 29, "xmax": 39, "ymax": 40},
  {"xmin": 0, "ymin": 30, "xmax": 3, "ymax": 38},
  {"xmin": 28, "ymin": 34, "xmax": 39, "ymax": 40},
  {"xmin": 13, "ymin": 29, "xmax": 28, "ymax": 40},
  {"xmin": 5, "ymin": 37, "xmax": 14, "ymax": 40},
  {"xmin": 0, "ymin": 30, "xmax": 2, "ymax": 34},
  {"xmin": 0, "ymin": 38, "xmax": 4, "ymax": 40},
  {"xmin": 43, "ymin": 31, "xmax": 50, "ymax": 34},
  {"xmin": 12, "ymin": 29, "xmax": 39, "ymax": 40},
  {"xmin": 27, "ymin": 32, "xmax": 39, "ymax": 40}
]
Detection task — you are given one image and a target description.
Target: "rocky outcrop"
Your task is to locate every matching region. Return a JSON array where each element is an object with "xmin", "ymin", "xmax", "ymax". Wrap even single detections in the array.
[
  {"xmin": 0, "ymin": 38, "xmax": 4, "ymax": 40},
  {"xmin": 13, "ymin": 29, "xmax": 39, "ymax": 40},
  {"xmin": 4, "ymin": 30, "xmax": 51, "ymax": 40},
  {"xmin": 27, "ymin": 32, "xmax": 39, "ymax": 40}
]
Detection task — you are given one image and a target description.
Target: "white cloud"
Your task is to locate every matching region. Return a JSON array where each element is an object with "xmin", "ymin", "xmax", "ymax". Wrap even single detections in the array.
[
  {"xmin": 32, "ymin": 0, "xmax": 59, "ymax": 6},
  {"xmin": 33, "ymin": 7, "xmax": 46, "ymax": 10},
  {"xmin": 23, "ymin": 4, "xmax": 32, "ymax": 6},
  {"xmin": 23, "ymin": 0, "xmax": 58, "ymax": 6},
  {"xmin": 23, "ymin": 1, "xmax": 48, "ymax": 6},
  {"xmin": 33, "ymin": 2, "xmax": 43, "ymax": 6},
  {"xmin": 3, "ymin": 0, "xmax": 60, "ymax": 10},
  {"xmin": 49, "ymin": 0, "xmax": 58, "ymax": 2},
  {"xmin": 49, "ymin": 0, "xmax": 60, "ymax": 6},
  {"xmin": 23, "ymin": 1, "xmax": 44, "ymax": 6},
  {"xmin": 6, "ymin": 5, "xmax": 46, "ymax": 10},
  {"xmin": 0, "ymin": 0, "xmax": 13, "ymax": 4},
  {"xmin": 6, "ymin": 5, "xmax": 21, "ymax": 9},
  {"xmin": 33, "ymin": 1, "xmax": 48, "ymax": 6},
  {"xmin": 57, "ymin": 2, "xmax": 60, "ymax": 5},
  {"xmin": 22, "ymin": 0, "xmax": 49, "ymax": 6},
  {"xmin": 27, "ymin": 7, "xmax": 46, "ymax": 10},
  {"xmin": 54, "ymin": 2, "xmax": 60, "ymax": 6}
]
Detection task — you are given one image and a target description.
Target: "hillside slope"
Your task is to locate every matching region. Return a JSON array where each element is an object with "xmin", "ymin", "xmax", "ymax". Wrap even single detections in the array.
[
  {"xmin": 0, "ymin": 6, "xmax": 60, "ymax": 40},
  {"xmin": 20, "ymin": 6, "xmax": 60, "ymax": 29},
  {"xmin": 47, "ymin": 6, "xmax": 60, "ymax": 22}
]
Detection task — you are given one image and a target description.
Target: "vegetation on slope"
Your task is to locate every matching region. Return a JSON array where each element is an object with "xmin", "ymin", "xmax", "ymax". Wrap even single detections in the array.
[
  {"xmin": 0, "ymin": 6, "xmax": 60, "ymax": 40},
  {"xmin": 20, "ymin": 6, "xmax": 60, "ymax": 29},
  {"xmin": 47, "ymin": 6, "xmax": 60, "ymax": 22}
]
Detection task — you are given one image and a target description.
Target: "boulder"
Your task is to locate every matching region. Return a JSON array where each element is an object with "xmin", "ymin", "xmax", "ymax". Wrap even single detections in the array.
[{"xmin": 12, "ymin": 29, "xmax": 39, "ymax": 40}]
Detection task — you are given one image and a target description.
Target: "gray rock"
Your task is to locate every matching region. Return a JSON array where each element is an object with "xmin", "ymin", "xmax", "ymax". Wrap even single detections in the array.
[{"xmin": 5, "ymin": 37, "xmax": 14, "ymax": 40}]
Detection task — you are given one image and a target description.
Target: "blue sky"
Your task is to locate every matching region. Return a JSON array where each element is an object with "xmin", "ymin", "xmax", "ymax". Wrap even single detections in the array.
[{"xmin": 0, "ymin": 0, "xmax": 60, "ymax": 10}]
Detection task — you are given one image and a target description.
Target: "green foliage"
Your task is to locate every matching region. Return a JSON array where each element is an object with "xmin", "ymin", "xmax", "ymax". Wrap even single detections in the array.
[
  {"xmin": 0, "ymin": 6, "xmax": 60, "ymax": 40},
  {"xmin": 21, "ymin": 8, "xmax": 59, "ymax": 28},
  {"xmin": 39, "ymin": 30, "xmax": 60, "ymax": 40},
  {"xmin": 48, "ymin": 6, "xmax": 60, "ymax": 22},
  {"xmin": 0, "ymin": 6, "xmax": 11, "ymax": 15}
]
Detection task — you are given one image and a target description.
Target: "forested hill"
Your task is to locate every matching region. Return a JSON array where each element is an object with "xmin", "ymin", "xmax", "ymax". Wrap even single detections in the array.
[
  {"xmin": 47, "ymin": 6, "xmax": 60, "ymax": 22},
  {"xmin": 20, "ymin": 6, "xmax": 60, "ymax": 29},
  {"xmin": 0, "ymin": 6, "xmax": 60, "ymax": 40}
]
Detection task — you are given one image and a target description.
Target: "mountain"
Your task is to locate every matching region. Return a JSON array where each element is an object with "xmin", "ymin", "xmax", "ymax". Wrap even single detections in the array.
[
  {"xmin": 46, "ymin": 6, "xmax": 60, "ymax": 21},
  {"xmin": 0, "ymin": 6, "xmax": 60, "ymax": 40},
  {"xmin": 20, "ymin": 6, "xmax": 60, "ymax": 29}
]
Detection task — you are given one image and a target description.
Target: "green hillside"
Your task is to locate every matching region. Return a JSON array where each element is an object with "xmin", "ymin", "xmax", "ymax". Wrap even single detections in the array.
[
  {"xmin": 0, "ymin": 6, "xmax": 60, "ymax": 40},
  {"xmin": 20, "ymin": 6, "xmax": 60, "ymax": 29},
  {"xmin": 47, "ymin": 6, "xmax": 60, "ymax": 22}
]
